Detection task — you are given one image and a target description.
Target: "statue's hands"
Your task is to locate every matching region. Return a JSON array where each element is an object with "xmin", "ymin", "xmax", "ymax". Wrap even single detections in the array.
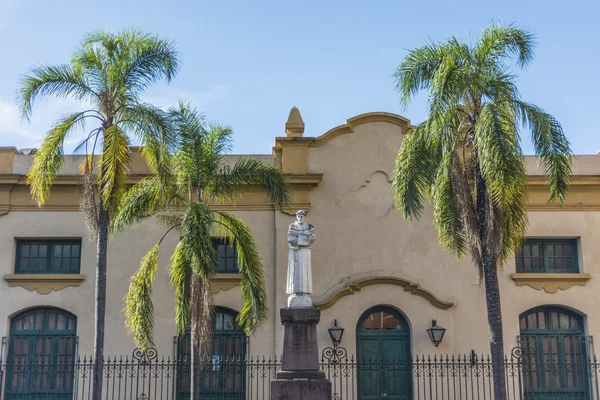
[{"xmin": 288, "ymin": 234, "xmax": 298, "ymax": 245}]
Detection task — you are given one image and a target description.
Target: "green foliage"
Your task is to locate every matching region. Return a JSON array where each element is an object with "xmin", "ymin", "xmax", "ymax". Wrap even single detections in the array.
[
  {"xmin": 116, "ymin": 104, "xmax": 290, "ymax": 350},
  {"xmin": 124, "ymin": 244, "xmax": 160, "ymax": 349},
  {"xmin": 27, "ymin": 112, "xmax": 87, "ymax": 205},
  {"xmin": 392, "ymin": 22, "xmax": 572, "ymax": 268},
  {"xmin": 19, "ymin": 28, "xmax": 179, "ymax": 210},
  {"xmin": 169, "ymin": 240, "xmax": 194, "ymax": 335},
  {"xmin": 98, "ymin": 125, "xmax": 131, "ymax": 213},
  {"xmin": 19, "ymin": 28, "xmax": 180, "ymax": 375},
  {"xmin": 214, "ymin": 212, "xmax": 268, "ymax": 334}
]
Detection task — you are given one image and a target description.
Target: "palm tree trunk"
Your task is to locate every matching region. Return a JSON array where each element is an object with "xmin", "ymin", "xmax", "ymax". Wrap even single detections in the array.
[
  {"xmin": 475, "ymin": 162, "xmax": 507, "ymax": 400},
  {"xmin": 190, "ymin": 325, "xmax": 199, "ymax": 399},
  {"xmin": 483, "ymin": 249, "xmax": 506, "ymax": 399},
  {"xmin": 92, "ymin": 199, "xmax": 109, "ymax": 400}
]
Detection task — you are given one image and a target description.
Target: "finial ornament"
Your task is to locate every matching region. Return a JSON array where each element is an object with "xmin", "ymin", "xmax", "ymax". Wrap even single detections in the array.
[{"xmin": 285, "ymin": 107, "xmax": 305, "ymax": 137}]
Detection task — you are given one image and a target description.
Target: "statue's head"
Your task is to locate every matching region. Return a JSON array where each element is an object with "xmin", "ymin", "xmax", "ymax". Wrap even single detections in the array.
[{"xmin": 295, "ymin": 210, "xmax": 306, "ymax": 224}]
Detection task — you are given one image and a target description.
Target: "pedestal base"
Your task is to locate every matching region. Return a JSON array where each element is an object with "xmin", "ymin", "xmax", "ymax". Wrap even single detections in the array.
[
  {"xmin": 271, "ymin": 307, "xmax": 332, "ymax": 400},
  {"xmin": 271, "ymin": 377, "xmax": 332, "ymax": 400}
]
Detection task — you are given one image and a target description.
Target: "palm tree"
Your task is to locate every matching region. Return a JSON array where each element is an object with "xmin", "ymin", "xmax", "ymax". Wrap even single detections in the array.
[
  {"xmin": 113, "ymin": 103, "xmax": 290, "ymax": 398},
  {"xmin": 391, "ymin": 24, "xmax": 571, "ymax": 399},
  {"xmin": 18, "ymin": 29, "xmax": 179, "ymax": 400}
]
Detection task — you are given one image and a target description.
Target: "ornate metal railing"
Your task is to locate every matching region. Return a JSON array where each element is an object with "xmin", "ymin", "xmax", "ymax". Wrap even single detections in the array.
[{"xmin": 1, "ymin": 346, "xmax": 600, "ymax": 399}]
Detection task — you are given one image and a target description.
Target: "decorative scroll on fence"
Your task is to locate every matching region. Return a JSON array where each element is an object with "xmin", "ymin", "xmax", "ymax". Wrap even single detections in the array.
[{"xmin": 0, "ymin": 344, "xmax": 599, "ymax": 399}]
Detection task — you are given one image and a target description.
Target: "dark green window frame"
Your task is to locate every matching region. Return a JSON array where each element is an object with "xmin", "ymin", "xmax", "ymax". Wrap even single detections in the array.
[
  {"xmin": 516, "ymin": 239, "xmax": 579, "ymax": 273},
  {"xmin": 212, "ymin": 238, "xmax": 239, "ymax": 274},
  {"xmin": 175, "ymin": 308, "xmax": 247, "ymax": 399},
  {"xmin": 5, "ymin": 307, "xmax": 78, "ymax": 399},
  {"xmin": 518, "ymin": 306, "xmax": 589, "ymax": 398},
  {"xmin": 15, "ymin": 239, "xmax": 82, "ymax": 274}
]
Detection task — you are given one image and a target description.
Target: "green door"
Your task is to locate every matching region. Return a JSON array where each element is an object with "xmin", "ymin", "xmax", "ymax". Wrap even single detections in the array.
[
  {"xmin": 357, "ymin": 307, "xmax": 411, "ymax": 400},
  {"xmin": 519, "ymin": 307, "xmax": 589, "ymax": 400}
]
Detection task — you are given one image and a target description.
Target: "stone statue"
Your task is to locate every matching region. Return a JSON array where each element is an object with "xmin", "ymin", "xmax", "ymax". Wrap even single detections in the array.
[{"xmin": 286, "ymin": 210, "xmax": 315, "ymax": 307}]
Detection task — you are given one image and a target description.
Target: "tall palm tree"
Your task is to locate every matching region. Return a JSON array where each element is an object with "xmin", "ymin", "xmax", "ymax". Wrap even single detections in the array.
[
  {"xmin": 391, "ymin": 24, "xmax": 571, "ymax": 399},
  {"xmin": 113, "ymin": 103, "xmax": 290, "ymax": 398},
  {"xmin": 18, "ymin": 29, "xmax": 179, "ymax": 400}
]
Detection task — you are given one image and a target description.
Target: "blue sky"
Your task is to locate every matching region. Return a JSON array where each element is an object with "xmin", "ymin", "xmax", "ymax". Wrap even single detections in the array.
[{"xmin": 0, "ymin": 0, "xmax": 598, "ymax": 155}]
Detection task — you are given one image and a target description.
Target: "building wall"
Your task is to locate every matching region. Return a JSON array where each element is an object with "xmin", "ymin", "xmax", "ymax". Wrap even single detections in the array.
[{"xmin": 1, "ymin": 111, "xmax": 600, "ymax": 361}]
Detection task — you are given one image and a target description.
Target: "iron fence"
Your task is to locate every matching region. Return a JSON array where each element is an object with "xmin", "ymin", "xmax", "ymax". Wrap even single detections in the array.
[{"xmin": 1, "ymin": 346, "xmax": 600, "ymax": 399}]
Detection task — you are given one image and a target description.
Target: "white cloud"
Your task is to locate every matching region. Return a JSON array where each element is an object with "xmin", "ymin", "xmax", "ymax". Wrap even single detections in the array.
[
  {"xmin": 0, "ymin": 96, "xmax": 93, "ymax": 151},
  {"xmin": 0, "ymin": 98, "xmax": 41, "ymax": 148},
  {"xmin": 0, "ymin": 84, "xmax": 230, "ymax": 151}
]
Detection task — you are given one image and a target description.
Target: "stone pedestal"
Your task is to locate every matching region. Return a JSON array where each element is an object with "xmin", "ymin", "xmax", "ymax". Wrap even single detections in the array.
[{"xmin": 271, "ymin": 307, "xmax": 331, "ymax": 400}]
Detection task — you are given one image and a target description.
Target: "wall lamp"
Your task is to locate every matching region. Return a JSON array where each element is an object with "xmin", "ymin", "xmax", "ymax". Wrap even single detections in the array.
[{"xmin": 426, "ymin": 320, "xmax": 446, "ymax": 347}]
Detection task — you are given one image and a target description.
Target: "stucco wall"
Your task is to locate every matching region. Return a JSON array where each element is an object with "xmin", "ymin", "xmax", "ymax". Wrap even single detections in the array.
[
  {"xmin": 2, "ymin": 114, "xmax": 600, "ymax": 361},
  {"xmin": 0, "ymin": 210, "xmax": 277, "ymax": 358}
]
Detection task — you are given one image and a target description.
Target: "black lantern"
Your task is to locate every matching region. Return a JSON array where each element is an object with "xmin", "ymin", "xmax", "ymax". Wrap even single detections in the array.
[
  {"xmin": 426, "ymin": 320, "xmax": 446, "ymax": 347},
  {"xmin": 328, "ymin": 319, "xmax": 344, "ymax": 348}
]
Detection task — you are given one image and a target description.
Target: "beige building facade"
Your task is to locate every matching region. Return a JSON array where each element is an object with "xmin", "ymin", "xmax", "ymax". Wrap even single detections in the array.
[{"xmin": 1, "ymin": 109, "xmax": 599, "ymax": 397}]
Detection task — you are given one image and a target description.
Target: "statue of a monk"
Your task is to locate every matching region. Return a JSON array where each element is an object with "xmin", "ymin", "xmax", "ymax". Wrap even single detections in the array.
[{"xmin": 286, "ymin": 210, "xmax": 315, "ymax": 307}]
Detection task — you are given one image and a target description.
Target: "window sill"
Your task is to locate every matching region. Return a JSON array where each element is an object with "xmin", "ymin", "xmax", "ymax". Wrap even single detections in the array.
[
  {"xmin": 4, "ymin": 274, "xmax": 86, "ymax": 294},
  {"xmin": 511, "ymin": 273, "xmax": 591, "ymax": 294},
  {"xmin": 211, "ymin": 274, "xmax": 242, "ymax": 294}
]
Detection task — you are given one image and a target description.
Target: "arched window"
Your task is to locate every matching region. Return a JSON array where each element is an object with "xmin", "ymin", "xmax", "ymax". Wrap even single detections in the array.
[
  {"xmin": 356, "ymin": 306, "xmax": 411, "ymax": 399},
  {"xmin": 5, "ymin": 307, "xmax": 77, "ymax": 400},
  {"xmin": 177, "ymin": 307, "xmax": 247, "ymax": 399},
  {"xmin": 519, "ymin": 306, "xmax": 588, "ymax": 399}
]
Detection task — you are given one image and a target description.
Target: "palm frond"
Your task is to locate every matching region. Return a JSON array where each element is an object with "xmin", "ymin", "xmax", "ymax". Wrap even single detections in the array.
[
  {"xmin": 517, "ymin": 101, "xmax": 572, "ymax": 203},
  {"xmin": 169, "ymin": 240, "xmax": 194, "ymax": 335},
  {"xmin": 169, "ymin": 103, "xmax": 209, "ymax": 190},
  {"xmin": 475, "ymin": 23, "xmax": 536, "ymax": 68},
  {"xmin": 120, "ymin": 30, "xmax": 180, "ymax": 92},
  {"xmin": 431, "ymin": 152, "xmax": 467, "ymax": 257},
  {"xmin": 391, "ymin": 124, "xmax": 439, "ymax": 220},
  {"xmin": 27, "ymin": 112, "xmax": 88, "ymax": 205},
  {"xmin": 119, "ymin": 103, "xmax": 176, "ymax": 187},
  {"xmin": 79, "ymin": 155, "xmax": 98, "ymax": 240},
  {"xmin": 182, "ymin": 203, "xmax": 218, "ymax": 279},
  {"xmin": 209, "ymin": 158, "xmax": 291, "ymax": 206},
  {"xmin": 98, "ymin": 125, "xmax": 131, "ymax": 212},
  {"xmin": 123, "ymin": 243, "xmax": 160, "ymax": 349},
  {"xmin": 474, "ymin": 102, "xmax": 527, "ymax": 210},
  {"xmin": 111, "ymin": 175, "xmax": 181, "ymax": 234},
  {"xmin": 213, "ymin": 212, "xmax": 267, "ymax": 334},
  {"xmin": 394, "ymin": 42, "xmax": 445, "ymax": 108},
  {"xmin": 18, "ymin": 65, "xmax": 97, "ymax": 120}
]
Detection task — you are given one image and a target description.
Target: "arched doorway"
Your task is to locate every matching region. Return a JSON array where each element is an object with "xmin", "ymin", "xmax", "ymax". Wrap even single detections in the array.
[
  {"xmin": 356, "ymin": 306, "xmax": 411, "ymax": 400},
  {"xmin": 519, "ymin": 306, "xmax": 589, "ymax": 399},
  {"xmin": 177, "ymin": 307, "xmax": 247, "ymax": 399},
  {"xmin": 5, "ymin": 307, "xmax": 77, "ymax": 400}
]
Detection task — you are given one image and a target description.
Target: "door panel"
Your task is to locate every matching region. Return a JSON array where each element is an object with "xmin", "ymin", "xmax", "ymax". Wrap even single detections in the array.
[
  {"xmin": 382, "ymin": 337, "xmax": 410, "ymax": 400},
  {"xmin": 357, "ymin": 307, "xmax": 412, "ymax": 400},
  {"xmin": 358, "ymin": 338, "xmax": 382, "ymax": 399}
]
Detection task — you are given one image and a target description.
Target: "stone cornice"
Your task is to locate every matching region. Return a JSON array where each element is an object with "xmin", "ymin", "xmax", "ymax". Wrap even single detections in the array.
[
  {"xmin": 312, "ymin": 271, "xmax": 454, "ymax": 310},
  {"xmin": 526, "ymin": 176, "xmax": 600, "ymax": 211},
  {"xmin": 4, "ymin": 274, "xmax": 86, "ymax": 294},
  {"xmin": 511, "ymin": 273, "xmax": 591, "ymax": 294},
  {"xmin": 307, "ymin": 112, "xmax": 412, "ymax": 148},
  {"xmin": 0, "ymin": 173, "xmax": 323, "ymax": 214},
  {"xmin": 210, "ymin": 274, "xmax": 242, "ymax": 295}
]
